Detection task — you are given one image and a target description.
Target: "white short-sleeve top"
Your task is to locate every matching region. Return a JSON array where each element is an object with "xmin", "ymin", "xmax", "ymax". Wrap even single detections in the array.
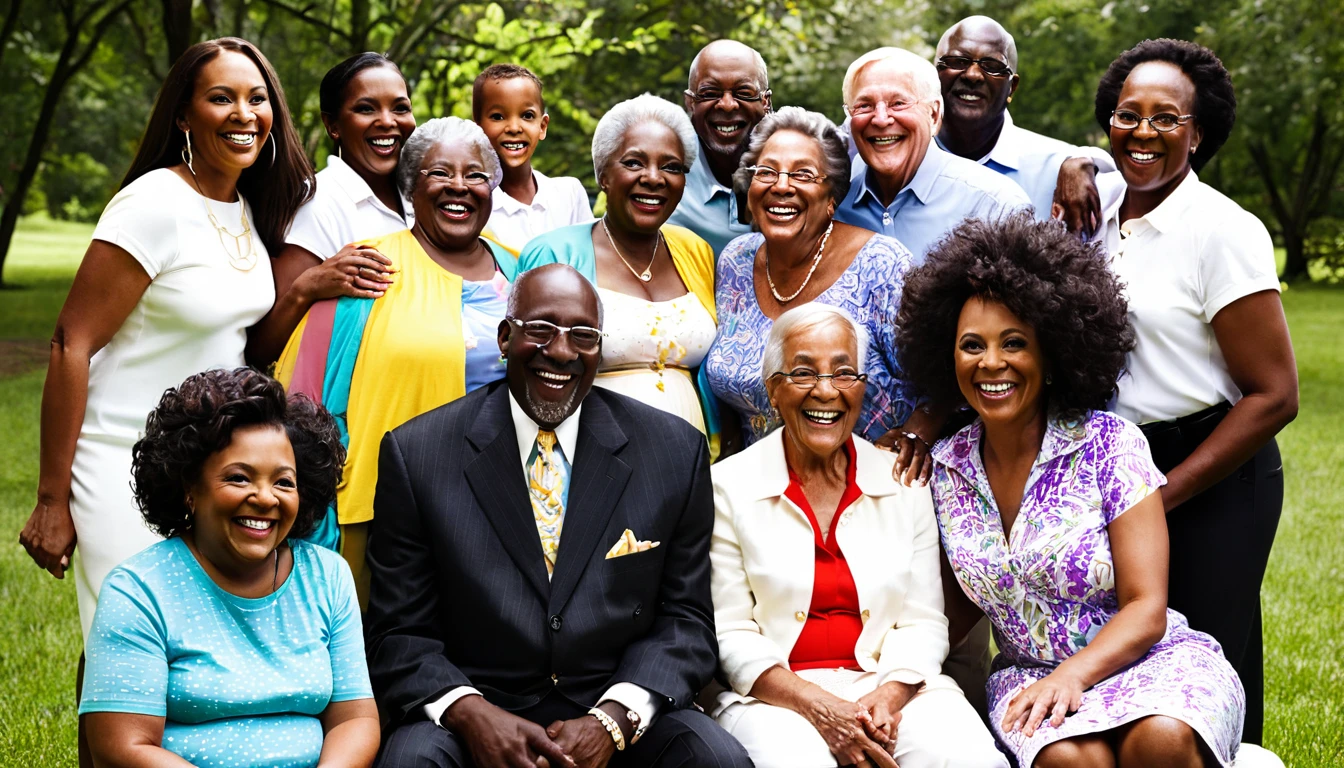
[
  {"xmin": 285, "ymin": 155, "xmax": 412, "ymax": 260},
  {"xmin": 486, "ymin": 169, "xmax": 593, "ymax": 253},
  {"xmin": 85, "ymin": 168, "xmax": 275, "ymax": 442},
  {"xmin": 1095, "ymin": 170, "xmax": 1281, "ymax": 425}
]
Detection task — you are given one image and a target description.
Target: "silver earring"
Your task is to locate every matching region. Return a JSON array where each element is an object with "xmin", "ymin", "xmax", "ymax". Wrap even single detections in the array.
[
  {"xmin": 270, "ymin": 136, "xmax": 278, "ymax": 167},
  {"xmin": 181, "ymin": 128, "xmax": 195, "ymax": 175},
  {"xmin": 337, "ymin": 144, "xmax": 343, "ymax": 159}
]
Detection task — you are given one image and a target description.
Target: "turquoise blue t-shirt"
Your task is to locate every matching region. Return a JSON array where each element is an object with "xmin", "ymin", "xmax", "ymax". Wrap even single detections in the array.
[{"xmin": 80, "ymin": 537, "xmax": 373, "ymax": 768}]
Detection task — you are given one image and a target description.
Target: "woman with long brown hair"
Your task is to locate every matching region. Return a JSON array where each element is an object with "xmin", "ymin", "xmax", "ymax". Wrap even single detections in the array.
[{"xmin": 18, "ymin": 37, "xmax": 314, "ymax": 647}]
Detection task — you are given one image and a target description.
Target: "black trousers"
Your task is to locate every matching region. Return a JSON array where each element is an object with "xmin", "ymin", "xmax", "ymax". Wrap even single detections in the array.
[
  {"xmin": 376, "ymin": 691, "xmax": 754, "ymax": 768},
  {"xmin": 1142, "ymin": 404, "xmax": 1283, "ymax": 745}
]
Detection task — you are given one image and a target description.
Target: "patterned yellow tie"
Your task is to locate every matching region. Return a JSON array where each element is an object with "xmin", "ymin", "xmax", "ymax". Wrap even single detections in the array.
[{"xmin": 528, "ymin": 430, "xmax": 569, "ymax": 575}]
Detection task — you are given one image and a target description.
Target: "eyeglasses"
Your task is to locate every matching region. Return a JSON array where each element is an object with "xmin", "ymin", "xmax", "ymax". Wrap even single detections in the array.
[
  {"xmin": 684, "ymin": 87, "xmax": 771, "ymax": 105},
  {"xmin": 845, "ymin": 99, "xmax": 931, "ymax": 118},
  {"xmin": 1109, "ymin": 110, "xmax": 1196, "ymax": 133},
  {"xmin": 746, "ymin": 166, "xmax": 828, "ymax": 186},
  {"xmin": 936, "ymin": 55, "xmax": 1014, "ymax": 78},
  {"xmin": 507, "ymin": 317, "xmax": 604, "ymax": 351},
  {"xmin": 770, "ymin": 369, "xmax": 868, "ymax": 389},
  {"xmin": 419, "ymin": 168, "xmax": 493, "ymax": 187}
]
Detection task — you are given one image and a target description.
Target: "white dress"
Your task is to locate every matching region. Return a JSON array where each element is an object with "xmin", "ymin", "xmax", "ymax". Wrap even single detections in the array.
[
  {"xmin": 71, "ymin": 168, "xmax": 275, "ymax": 638},
  {"xmin": 591, "ymin": 288, "xmax": 715, "ymax": 433}
]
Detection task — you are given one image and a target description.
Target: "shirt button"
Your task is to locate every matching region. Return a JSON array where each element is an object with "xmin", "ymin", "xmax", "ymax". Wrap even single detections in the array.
[
  {"xmin": 633, "ymin": 603, "xmax": 643, "ymax": 618},
  {"xmin": 795, "ymin": 611, "xmax": 807, "ymax": 622},
  {"xmin": 861, "ymin": 609, "xmax": 871, "ymax": 624},
  {"xmin": 549, "ymin": 614, "xmax": 563, "ymax": 632},
  {"xmin": 551, "ymin": 673, "xmax": 559, "ymax": 685}
]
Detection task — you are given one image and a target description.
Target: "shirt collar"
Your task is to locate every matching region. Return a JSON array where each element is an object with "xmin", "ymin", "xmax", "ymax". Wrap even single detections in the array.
[
  {"xmin": 492, "ymin": 169, "xmax": 550, "ymax": 215},
  {"xmin": 323, "ymin": 154, "xmax": 413, "ymax": 220},
  {"xmin": 936, "ymin": 111, "xmax": 1024, "ymax": 170},
  {"xmin": 854, "ymin": 138, "xmax": 946, "ymax": 207},
  {"xmin": 1133, "ymin": 170, "xmax": 1200, "ymax": 234},
  {"xmin": 508, "ymin": 388, "xmax": 582, "ymax": 466},
  {"xmin": 686, "ymin": 143, "xmax": 734, "ymax": 204},
  {"xmin": 746, "ymin": 427, "xmax": 902, "ymax": 501},
  {"xmin": 931, "ymin": 410, "xmax": 1092, "ymax": 498}
]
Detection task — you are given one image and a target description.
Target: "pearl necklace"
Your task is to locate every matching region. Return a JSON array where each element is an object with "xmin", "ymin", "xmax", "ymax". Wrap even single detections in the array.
[
  {"xmin": 766, "ymin": 221, "xmax": 833, "ymax": 303},
  {"xmin": 602, "ymin": 217, "xmax": 659, "ymax": 282}
]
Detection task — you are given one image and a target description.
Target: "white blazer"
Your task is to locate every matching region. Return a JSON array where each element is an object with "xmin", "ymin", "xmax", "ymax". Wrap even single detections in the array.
[{"xmin": 710, "ymin": 429, "xmax": 950, "ymax": 698}]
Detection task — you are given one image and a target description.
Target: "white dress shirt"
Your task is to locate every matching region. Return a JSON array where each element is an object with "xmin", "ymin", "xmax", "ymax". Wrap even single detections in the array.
[
  {"xmin": 423, "ymin": 393, "xmax": 660, "ymax": 732},
  {"xmin": 285, "ymin": 155, "xmax": 413, "ymax": 260},
  {"xmin": 487, "ymin": 170, "xmax": 593, "ymax": 253},
  {"xmin": 1094, "ymin": 170, "xmax": 1282, "ymax": 424}
]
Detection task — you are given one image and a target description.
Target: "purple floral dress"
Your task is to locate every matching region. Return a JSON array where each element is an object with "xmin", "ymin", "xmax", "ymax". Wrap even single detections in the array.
[
  {"xmin": 705, "ymin": 231, "xmax": 916, "ymax": 444},
  {"xmin": 931, "ymin": 410, "xmax": 1244, "ymax": 767}
]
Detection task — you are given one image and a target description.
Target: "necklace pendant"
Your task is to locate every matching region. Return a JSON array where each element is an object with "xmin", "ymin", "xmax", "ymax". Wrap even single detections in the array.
[{"xmin": 639, "ymin": 269, "xmax": 652, "ymax": 282}]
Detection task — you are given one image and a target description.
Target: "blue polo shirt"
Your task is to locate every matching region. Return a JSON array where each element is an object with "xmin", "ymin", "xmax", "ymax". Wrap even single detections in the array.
[
  {"xmin": 665, "ymin": 142, "xmax": 752, "ymax": 257},
  {"xmin": 834, "ymin": 141, "xmax": 1030, "ymax": 263}
]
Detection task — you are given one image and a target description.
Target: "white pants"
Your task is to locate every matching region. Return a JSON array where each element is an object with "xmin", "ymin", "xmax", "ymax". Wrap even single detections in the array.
[{"xmin": 714, "ymin": 670, "xmax": 1007, "ymax": 768}]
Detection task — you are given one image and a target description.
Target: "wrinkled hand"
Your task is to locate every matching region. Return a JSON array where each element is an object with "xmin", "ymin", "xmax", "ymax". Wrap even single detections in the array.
[
  {"xmin": 20, "ymin": 498, "xmax": 76, "ymax": 578},
  {"xmin": 876, "ymin": 408, "xmax": 939, "ymax": 487},
  {"xmin": 1051, "ymin": 156, "xmax": 1101, "ymax": 239},
  {"xmin": 446, "ymin": 695, "xmax": 575, "ymax": 768},
  {"xmin": 545, "ymin": 716, "xmax": 616, "ymax": 768},
  {"xmin": 802, "ymin": 692, "xmax": 899, "ymax": 768},
  {"xmin": 295, "ymin": 244, "xmax": 395, "ymax": 302},
  {"xmin": 855, "ymin": 685, "xmax": 905, "ymax": 752},
  {"xmin": 1002, "ymin": 668, "xmax": 1086, "ymax": 738}
]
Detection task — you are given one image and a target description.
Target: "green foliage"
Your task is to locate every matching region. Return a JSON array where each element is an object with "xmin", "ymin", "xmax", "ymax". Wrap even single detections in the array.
[{"xmin": 41, "ymin": 152, "xmax": 113, "ymax": 222}]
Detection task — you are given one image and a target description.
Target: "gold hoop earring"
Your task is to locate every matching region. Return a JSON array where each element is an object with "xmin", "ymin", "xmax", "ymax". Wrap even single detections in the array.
[{"xmin": 181, "ymin": 128, "xmax": 195, "ymax": 175}]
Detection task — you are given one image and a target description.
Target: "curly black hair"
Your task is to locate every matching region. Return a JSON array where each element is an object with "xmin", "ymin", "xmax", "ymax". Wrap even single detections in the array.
[
  {"xmin": 896, "ymin": 212, "xmax": 1135, "ymax": 420},
  {"xmin": 130, "ymin": 368, "xmax": 345, "ymax": 539},
  {"xmin": 1094, "ymin": 38, "xmax": 1236, "ymax": 172}
]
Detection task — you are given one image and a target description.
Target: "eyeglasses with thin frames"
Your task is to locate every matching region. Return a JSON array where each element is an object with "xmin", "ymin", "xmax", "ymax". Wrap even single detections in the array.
[
  {"xmin": 507, "ymin": 317, "xmax": 604, "ymax": 351},
  {"xmin": 770, "ymin": 369, "xmax": 868, "ymax": 389},
  {"xmin": 1109, "ymin": 110, "xmax": 1196, "ymax": 133},
  {"xmin": 746, "ymin": 166, "xmax": 828, "ymax": 186},
  {"xmin": 845, "ymin": 99, "xmax": 932, "ymax": 118},
  {"xmin": 419, "ymin": 168, "xmax": 493, "ymax": 187},
  {"xmin": 683, "ymin": 88, "xmax": 771, "ymax": 105}
]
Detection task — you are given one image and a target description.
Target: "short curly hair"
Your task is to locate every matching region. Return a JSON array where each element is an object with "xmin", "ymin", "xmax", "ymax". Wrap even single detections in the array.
[
  {"xmin": 131, "ymin": 368, "xmax": 345, "ymax": 540},
  {"xmin": 1094, "ymin": 39, "xmax": 1236, "ymax": 172},
  {"xmin": 896, "ymin": 213, "xmax": 1135, "ymax": 419}
]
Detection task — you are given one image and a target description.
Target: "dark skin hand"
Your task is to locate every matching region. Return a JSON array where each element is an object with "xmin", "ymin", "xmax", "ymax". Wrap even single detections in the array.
[
  {"xmin": 444, "ymin": 695, "xmax": 576, "ymax": 768},
  {"xmin": 1051, "ymin": 156, "xmax": 1103, "ymax": 239},
  {"xmin": 544, "ymin": 702, "xmax": 633, "ymax": 768},
  {"xmin": 876, "ymin": 402, "xmax": 950, "ymax": 486}
]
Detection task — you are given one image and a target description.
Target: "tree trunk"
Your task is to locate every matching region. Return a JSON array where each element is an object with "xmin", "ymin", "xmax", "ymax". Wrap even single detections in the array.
[
  {"xmin": 0, "ymin": 0, "xmax": 24, "ymax": 73},
  {"xmin": 1281, "ymin": 229, "xmax": 1308, "ymax": 283},
  {"xmin": 161, "ymin": 0, "xmax": 193, "ymax": 69}
]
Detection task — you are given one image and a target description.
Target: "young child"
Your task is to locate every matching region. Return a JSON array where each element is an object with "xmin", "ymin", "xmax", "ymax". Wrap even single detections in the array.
[{"xmin": 473, "ymin": 64, "xmax": 593, "ymax": 253}]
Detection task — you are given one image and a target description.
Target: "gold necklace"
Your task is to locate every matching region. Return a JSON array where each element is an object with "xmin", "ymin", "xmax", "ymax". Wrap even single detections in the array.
[
  {"xmin": 602, "ymin": 217, "xmax": 659, "ymax": 282},
  {"xmin": 766, "ymin": 221, "xmax": 833, "ymax": 303},
  {"xmin": 202, "ymin": 194, "xmax": 258, "ymax": 271}
]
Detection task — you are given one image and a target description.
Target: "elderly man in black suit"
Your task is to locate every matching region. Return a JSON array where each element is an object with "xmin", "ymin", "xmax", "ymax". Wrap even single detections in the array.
[{"xmin": 366, "ymin": 263, "xmax": 751, "ymax": 768}]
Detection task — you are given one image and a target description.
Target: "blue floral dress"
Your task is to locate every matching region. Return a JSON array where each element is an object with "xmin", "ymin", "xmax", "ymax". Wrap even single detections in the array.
[
  {"xmin": 930, "ymin": 410, "xmax": 1244, "ymax": 767},
  {"xmin": 704, "ymin": 231, "xmax": 916, "ymax": 444}
]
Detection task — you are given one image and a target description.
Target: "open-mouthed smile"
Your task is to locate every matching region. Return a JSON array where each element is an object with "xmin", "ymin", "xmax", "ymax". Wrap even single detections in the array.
[
  {"xmin": 368, "ymin": 136, "xmax": 399, "ymax": 156},
  {"xmin": 975, "ymin": 380, "xmax": 1017, "ymax": 400},
  {"xmin": 803, "ymin": 409, "xmax": 844, "ymax": 426},
  {"xmin": 233, "ymin": 516, "xmax": 277, "ymax": 539},
  {"xmin": 438, "ymin": 201, "xmax": 475, "ymax": 220},
  {"xmin": 222, "ymin": 132, "xmax": 257, "ymax": 147},
  {"xmin": 533, "ymin": 369, "xmax": 575, "ymax": 389}
]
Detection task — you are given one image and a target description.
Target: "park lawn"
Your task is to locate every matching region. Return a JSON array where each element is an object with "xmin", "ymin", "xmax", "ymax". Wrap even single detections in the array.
[{"xmin": 0, "ymin": 218, "xmax": 1341, "ymax": 765}]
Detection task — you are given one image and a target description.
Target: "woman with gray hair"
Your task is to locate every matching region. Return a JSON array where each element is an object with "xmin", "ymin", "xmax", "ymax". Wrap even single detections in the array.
[
  {"xmin": 708, "ymin": 301, "xmax": 1006, "ymax": 768},
  {"xmin": 704, "ymin": 107, "xmax": 919, "ymax": 456},
  {"xmin": 271, "ymin": 116, "xmax": 518, "ymax": 600},
  {"xmin": 517, "ymin": 93, "xmax": 723, "ymax": 455}
]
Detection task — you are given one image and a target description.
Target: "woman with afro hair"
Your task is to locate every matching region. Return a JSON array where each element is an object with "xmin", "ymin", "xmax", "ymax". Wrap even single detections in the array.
[
  {"xmin": 898, "ymin": 212, "xmax": 1273, "ymax": 768},
  {"xmin": 1088, "ymin": 39, "xmax": 1297, "ymax": 745},
  {"xmin": 77, "ymin": 368, "xmax": 379, "ymax": 768}
]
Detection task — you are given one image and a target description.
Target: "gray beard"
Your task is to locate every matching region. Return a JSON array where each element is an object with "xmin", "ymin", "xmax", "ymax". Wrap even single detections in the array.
[{"xmin": 525, "ymin": 385, "xmax": 579, "ymax": 426}]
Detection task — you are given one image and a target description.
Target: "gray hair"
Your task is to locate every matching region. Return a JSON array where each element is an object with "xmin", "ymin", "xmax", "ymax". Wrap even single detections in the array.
[
  {"xmin": 507, "ymin": 267, "xmax": 606, "ymax": 328},
  {"xmin": 687, "ymin": 40, "xmax": 770, "ymax": 92},
  {"xmin": 398, "ymin": 117, "xmax": 503, "ymax": 199},
  {"xmin": 591, "ymin": 94, "xmax": 699, "ymax": 185},
  {"xmin": 841, "ymin": 47, "xmax": 943, "ymax": 111},
  {"xmin": 733, "ymin": 107, "xmax": 852, "ymax": 205},
  {"xmin": 761, "ymin": 303, "xmax": 869, "ymax": 384}
]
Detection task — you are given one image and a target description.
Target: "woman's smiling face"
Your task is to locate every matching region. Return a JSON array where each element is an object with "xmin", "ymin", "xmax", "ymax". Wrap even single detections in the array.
[
  {"xmin": 328, "ymin": 64, "xmax": 415, "ymax": 183},
  {"xmin": 954, "ymin": 297, "xmax": 1048, "ymax": 426},
  {"xmin": 747, "ymin": 129, "xmax": 836, "ymax": 244},
  {"xmin": 1109, "ymin": 60, "xmax": 1202, "ymax": 197},
  {"xmin": 598, "ymin": 121, "xmax": 687, "ymax": 235},
  {"xmin": 178, "ymin": 50, "xmax": 273, "ymax": 179}
]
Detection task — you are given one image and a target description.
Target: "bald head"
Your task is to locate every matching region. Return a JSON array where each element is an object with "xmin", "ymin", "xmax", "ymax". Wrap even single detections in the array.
[
  {"xmin": 937, "ymin": 15, "xmax": 1017, "ymax": 71},
  {"xmin": 688, "ymin": 40, "xmax": 769, "ymax": 92}
]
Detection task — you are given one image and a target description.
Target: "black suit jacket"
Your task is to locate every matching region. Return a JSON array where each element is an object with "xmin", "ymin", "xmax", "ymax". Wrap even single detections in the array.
[{"xmin": 365, "ymin": 381, "xmax": 717, "ymax": 726}]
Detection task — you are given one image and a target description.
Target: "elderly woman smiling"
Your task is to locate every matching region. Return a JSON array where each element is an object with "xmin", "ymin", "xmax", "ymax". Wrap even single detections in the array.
[
  {"xmin": 517, "ymin": 94, "xmax": 719, "ymax": 450},
  {"xmin": 708, "ymin": 303, "xmax": 1006, "ymax": 768},
  {"xmin": 703, "ymin": 107, "xmax": 921, "ymax": 459},
  {"xmin": 275, "ymin": 116, "xmax": 517, "ymax": 599}
]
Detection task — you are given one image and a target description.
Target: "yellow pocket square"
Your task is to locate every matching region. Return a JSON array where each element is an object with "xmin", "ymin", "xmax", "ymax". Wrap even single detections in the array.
[{"xmin": 605, "ymin": 529, "xmax": 660, "ymax": 559}]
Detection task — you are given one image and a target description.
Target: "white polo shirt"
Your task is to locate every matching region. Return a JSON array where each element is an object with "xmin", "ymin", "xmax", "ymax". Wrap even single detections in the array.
[
  {"xmin": 1095, "ymin": 171, "xmax": 1281, "ymax": 425},
  {"xmin": 285, "ymin": 155, "xmax": 413, "ymax": 260},
  {"xmin": 486, "ymin": 169, "xmax": 593, "ymax": 253}
]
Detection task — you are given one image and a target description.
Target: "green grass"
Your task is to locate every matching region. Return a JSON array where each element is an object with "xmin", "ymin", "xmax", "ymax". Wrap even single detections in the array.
[{"xmin": 0, "ymin": 217, "xmax": 1341, "ymax": 765}]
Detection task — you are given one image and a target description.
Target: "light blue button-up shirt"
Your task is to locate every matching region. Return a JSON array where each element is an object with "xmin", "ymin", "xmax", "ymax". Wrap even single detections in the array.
[
  {"xmin": 665, "ymin": 143, "xmax": 752, "ymax": 257},
  {"xmin": 834, "ymin": 141, "xmax": 1031, "ymax": 263}
]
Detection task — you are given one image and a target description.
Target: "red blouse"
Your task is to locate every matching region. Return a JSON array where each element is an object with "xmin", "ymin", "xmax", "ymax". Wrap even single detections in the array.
[{"xmin": 786, "ymin": 439, "xmax": 866, "ymax": 672}]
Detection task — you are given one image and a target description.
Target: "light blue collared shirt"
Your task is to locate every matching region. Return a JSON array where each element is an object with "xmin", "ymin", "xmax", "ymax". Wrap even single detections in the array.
[
  {"xmin": 665, "ymin": 143, "xmax": 751, "ymax": 257},
  {"xmin": 834, "ymin": 141, "xmax": 1031, "ymax": 262}
]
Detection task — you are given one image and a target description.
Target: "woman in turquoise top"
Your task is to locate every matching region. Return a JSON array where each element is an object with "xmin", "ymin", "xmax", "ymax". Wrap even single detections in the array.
[{"xmin": 80, "ymin": 368, "xmax": 378, "ymax": 768}]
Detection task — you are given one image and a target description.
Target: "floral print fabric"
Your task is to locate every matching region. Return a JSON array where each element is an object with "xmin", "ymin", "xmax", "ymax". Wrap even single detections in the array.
[{"xmin": 931, "ymin": 410, "xmax": 1244, "ymax": 766}]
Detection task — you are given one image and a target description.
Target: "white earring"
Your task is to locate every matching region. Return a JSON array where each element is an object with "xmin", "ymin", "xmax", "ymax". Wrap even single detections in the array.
[{"xmin": 181, "ymin": 128, "xmax": 195, "ymax": 175}]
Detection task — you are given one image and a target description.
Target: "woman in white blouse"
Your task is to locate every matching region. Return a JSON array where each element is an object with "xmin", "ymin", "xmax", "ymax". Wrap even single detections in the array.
[
  {"xmin": 1089, "ymin": 39, "xmax": 1297, "ymax": 745},
  {"xmin": 19, "ymin": 38, "xmax": 313, "ymax": 640},
  {"xmin": 708, "ymin": 303, "xmax": 1005, "ymax": 768},
  {"xmin": 249, "ymin": 52, "xmax": 416, "ymax": 365}
]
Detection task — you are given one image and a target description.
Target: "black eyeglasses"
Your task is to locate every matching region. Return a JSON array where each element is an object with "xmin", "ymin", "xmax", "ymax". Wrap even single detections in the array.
[
  {"xmin": 507, "ymin": 318, "xmax": 604, "ymax": 351},
  {"xmin": 936, "ymin": 55, "xmax": 1014, "ymax": 78},
  {"xmin": 770, "ymin": 369, "xmax": 868, "ymax": 389},
  {"xmin": 1109, "ymin": 110, "xmax": 1196, "ymax": 133},
  {"xmin": 684, "ymin": 88, "xmax": 771, "ymax": 105}
]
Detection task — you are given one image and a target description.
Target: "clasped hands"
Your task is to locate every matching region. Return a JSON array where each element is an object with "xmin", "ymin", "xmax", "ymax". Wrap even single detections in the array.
[
  {"xmin": 802, "ymin": 685, "xmax": 905, "ymax": 768},
  {"xmin": 445, "ymin": 695, "xmax": 629, "ymax": 768}
]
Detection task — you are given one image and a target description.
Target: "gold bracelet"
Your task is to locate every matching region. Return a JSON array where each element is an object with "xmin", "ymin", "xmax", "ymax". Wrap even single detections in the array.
[{"xmin": 588, "ymin": 707, "xmax": 626, "ymax": 751}]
